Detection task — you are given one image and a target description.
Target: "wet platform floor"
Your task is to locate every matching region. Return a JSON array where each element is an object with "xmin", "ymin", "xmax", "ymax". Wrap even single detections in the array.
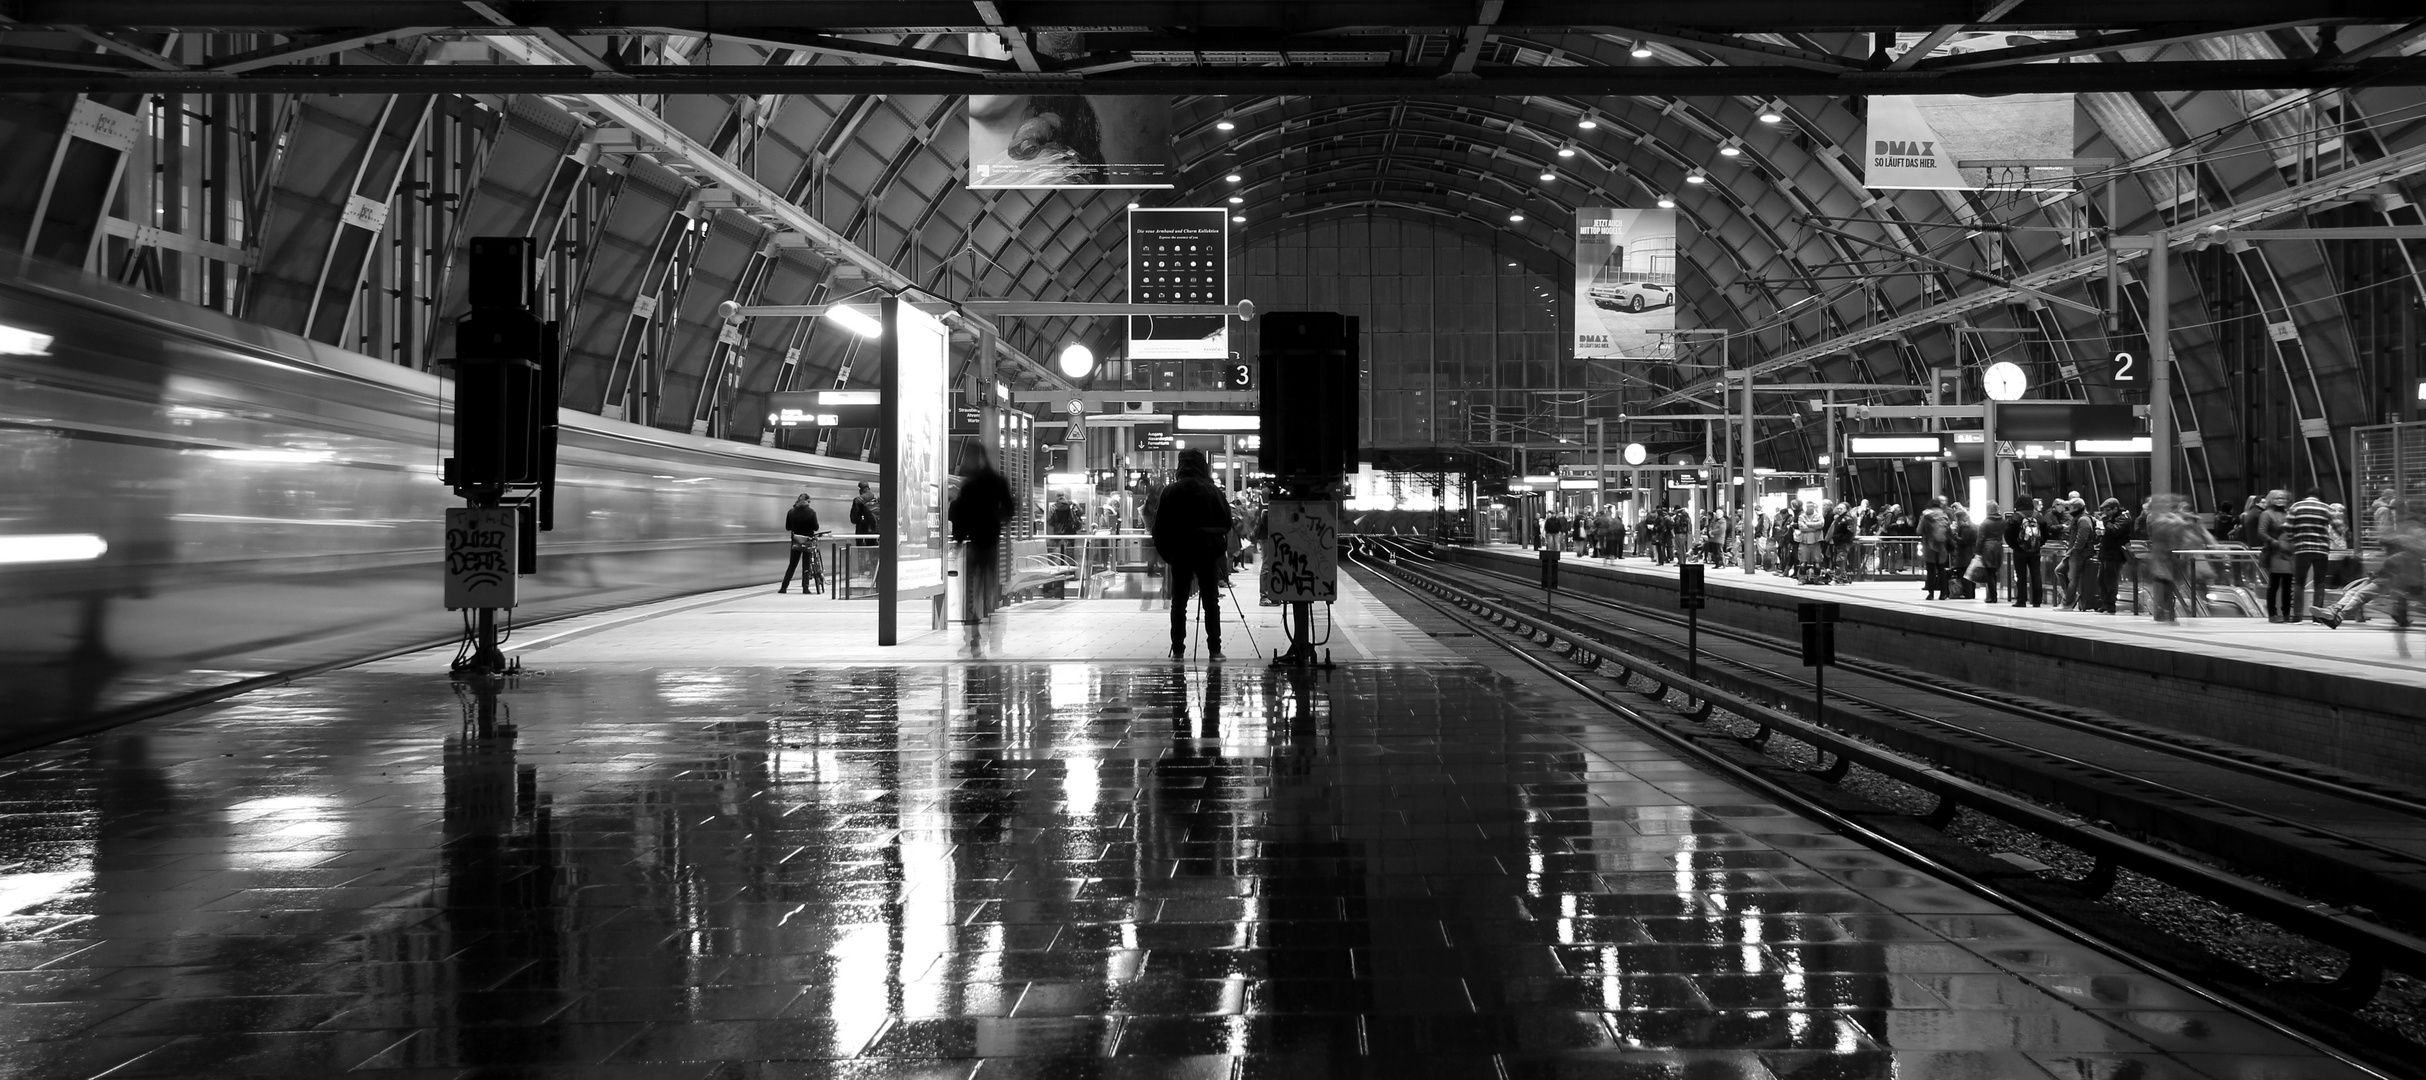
[{"xmin": 0, "ymin": 650, "xmax": 2369, "ymax": 1078}]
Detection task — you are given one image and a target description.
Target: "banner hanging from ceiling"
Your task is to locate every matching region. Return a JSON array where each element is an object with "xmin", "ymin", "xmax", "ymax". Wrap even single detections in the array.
[
  {"xmin": 967, "ymin": 33, "xmax": 1174, "ymax": 189},
  {"xmin": 1128, "ymin": 207, "xmax": 1229, "ymax": 360},
  {"xmin": 1573, "ymin": 208, "xmax": 1679, "ymax": 359},
  {"xmin": 1862, "ymin": 94, "xmax": 2076, "ymax": 191}
]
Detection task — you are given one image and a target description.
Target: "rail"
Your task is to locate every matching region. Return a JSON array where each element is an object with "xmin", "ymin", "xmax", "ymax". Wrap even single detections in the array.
[{"xmin": 1353, "ymin": 544, "xmax": 2426, "ymax": 1005}]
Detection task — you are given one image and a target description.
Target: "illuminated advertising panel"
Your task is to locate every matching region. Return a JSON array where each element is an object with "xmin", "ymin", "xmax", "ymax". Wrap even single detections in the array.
[
  {"xmin": 1573, "ymin": 208, "xmax": 1678, "ymax": 359},
  {"xmin": 967, "ymin": 35, "xmax": 1173, "ymax": 189},
  {"xmin": 1128, "ymin": 207, "xmax": 1229, "ymax": 359},
  {"xmin": 891, "ymin": 301, "xmax": 950, "ymax": 607},
  {"xmin": 1863, "ymin": 94, "xmax": 2075, "ymax": 191}
]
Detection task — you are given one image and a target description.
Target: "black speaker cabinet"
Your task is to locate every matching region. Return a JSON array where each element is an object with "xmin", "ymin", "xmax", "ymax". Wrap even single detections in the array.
[{"xmin": 1258, "ymin": 312, "xmax": 1358, "ymax": 481}]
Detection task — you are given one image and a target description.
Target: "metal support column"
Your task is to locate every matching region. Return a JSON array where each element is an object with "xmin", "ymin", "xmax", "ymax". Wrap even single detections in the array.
[{"xmin": 2147, "ymin": 230, "xmax": 2173, "ymax": 496}]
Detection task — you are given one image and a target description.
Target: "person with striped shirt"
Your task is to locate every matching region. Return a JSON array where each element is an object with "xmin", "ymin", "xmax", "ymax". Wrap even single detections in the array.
[{"xmin": 2286, "ymin": 488, "xmax": 2336, "ymax": 621}]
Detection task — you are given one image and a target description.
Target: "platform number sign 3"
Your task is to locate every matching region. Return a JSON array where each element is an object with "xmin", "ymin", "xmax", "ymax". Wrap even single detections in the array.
[
  {"xmin": 2111, "ymin": 350, "xmax": 2138, "ymax": 386},
  {"xmin": 1223, "ymin": 362, "xmax": 1253, "ymax": 390}
]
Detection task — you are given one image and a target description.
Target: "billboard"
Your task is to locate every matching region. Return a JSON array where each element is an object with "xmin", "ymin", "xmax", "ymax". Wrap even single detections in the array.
[
  {"xmin": 1863, "ymin": 94, "xmax": 2075, "ymax": 191},
  {"xmin": 967, "ymin": 34, "xmax": 1173, "ymax": 189},
  {"xmin": 1129, "ymin": 207, "xmax": 1229, "ymax": 359},
  {"xmin": 1573, "ymin": 208, "xmax": 1678, "ymax": 359},
  {"xmin": 891, "ymin": 300, "xmax": 949, "ymax": 597}
]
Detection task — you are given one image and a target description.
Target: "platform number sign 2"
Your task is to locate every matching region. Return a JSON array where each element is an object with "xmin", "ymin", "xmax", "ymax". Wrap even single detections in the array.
[{"xmin": 2111, "ymin": 350, "xmax": 2138, "ymax": 386}]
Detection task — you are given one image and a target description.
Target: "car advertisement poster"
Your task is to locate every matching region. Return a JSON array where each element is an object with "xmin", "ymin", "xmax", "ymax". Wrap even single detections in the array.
[
  {"xmin": 1862, "ymin": 94, "xmax": 2075, "ymax": 191},
  {"xmin": 1128, "ymin": 207, "xmax": 1229, "ymax": 359},
  {"xmin": 967, "ymin": 34, "xmax": 1174, "ymax": 189},
  {"xmin": 1574, "ymin": 208, "xmax": 1678, "ymax": 359}
]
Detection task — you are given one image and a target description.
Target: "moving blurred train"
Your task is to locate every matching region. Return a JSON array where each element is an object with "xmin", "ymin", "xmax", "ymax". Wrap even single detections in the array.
[{"xmin": 0, "ymin": 256, "xmax": 871, "ymax": 750}]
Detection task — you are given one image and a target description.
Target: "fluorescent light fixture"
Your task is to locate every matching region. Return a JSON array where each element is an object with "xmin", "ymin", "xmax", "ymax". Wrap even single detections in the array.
[
  {"xmin": 205, "ymin": 448, "xmax": 335, "ymax": 463},
  {"xmin": 2072, "ymin": 437, "xmax": 2154, "ymax": 454},
  {"xmin": 1056, "ymin": 343, "xmax": 1095, "ymax": 379},
  {"xmin": 818, "ymin": 390, "xmax": 879, "ymax": 406},
  {"xmin": 822, "ymin": 304, "xmax": 882, "ymax": 338},
  {"xmin": 0, "ymin": 533, "xmax": 107, "ymax": 565},
  {"xmin": 1175, "ymin": 413, "xmax": 1258, "ymax": 432},
  {"xmin": 1522, "ymin": 475, "xmax": 1559, "ymax": 485},
  {"xmin": 1848, "ymin": 435, "xmax": 1946, "ymax": 456},
  {"xmin": 1559, "ymin": 479, "xmax": 1598, "ymax": 490},
  {"xmin": 1656, "ymin": 196, "xmax": 1676, "ymax": 209},
  {"xmin": 0, "ymin": 324, "xmax": 55, "ymax": 356},
  {"xmin": 1215, "ymin": 120, "xmax": 1235, "ymax": 131},
  {"xmin": 1046, "ymin": 472, "xmax": 1089, "ymax": 486}
]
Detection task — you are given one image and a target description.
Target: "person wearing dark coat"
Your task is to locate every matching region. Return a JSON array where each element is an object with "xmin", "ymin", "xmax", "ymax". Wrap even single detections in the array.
[
  {"xmin": 1151, "ymin": 448, "xmax": 1236, "ymax": 661},
  {"xmin": 2095, "ymin": 498, "xmax": 2132, "ymax": 613},
  {"xmin": 947, "ymin": 446, "xmax": 1015, "ymax": 654},
  {"xmin": 779, "ymin": 493, "xmax": 822, "ymax": 593},
  {"xmin": 2004, "ymin": 496, "xmax": 2053, "ymax": 607}
]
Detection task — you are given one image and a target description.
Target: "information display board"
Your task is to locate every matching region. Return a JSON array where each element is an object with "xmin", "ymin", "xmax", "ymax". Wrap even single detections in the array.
[{"xmin": 1128, "ymin": 207, "xmax": 1229, "ymax": 359}]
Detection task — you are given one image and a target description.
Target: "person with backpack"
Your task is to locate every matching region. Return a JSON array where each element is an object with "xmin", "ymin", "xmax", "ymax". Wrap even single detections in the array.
[
  {"xmin": 1151, "ymin": 449, "xmax": 1236, "ymax": 661},
  {"xmin": 849, "ymin": 481, "xmax": 878, "ymax": 545},
  {"xmin": 1972, "ymin": 502, "xmax": 2005, "ymax": 604},
  {"xmin": 2095, "ymin": 498, "xmax": 2132, "ymax": 614},
  {"xmin": 1948, "ymin": 505, "xmax": 1979, "ymax": 599},
  {"xmin": 2005, "ymin": 496, "xmax": 2052, "ymax": 607},
  {"xmin": 2254, "ymin": 489, "xmax": 2295, "ymax": 621},
  {"xmin": 1539, "ymin": 506, "xmax": 1570, "ymax": 589},
  {"xmin": 1919, "ymin": 498, "xmax": 1953, "ymax": 600},
  {"xmin": 2061, "ymin": 500, "xmax": 2101, "ymax": 611}
]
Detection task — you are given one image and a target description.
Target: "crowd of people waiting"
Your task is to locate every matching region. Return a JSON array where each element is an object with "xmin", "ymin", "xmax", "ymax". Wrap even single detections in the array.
[{"xmin": 1527, "ymin": 486, "xmax": 2426, "ymax": 651}]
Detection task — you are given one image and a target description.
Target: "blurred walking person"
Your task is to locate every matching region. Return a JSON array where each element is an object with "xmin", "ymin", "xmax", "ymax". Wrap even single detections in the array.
[
  {"xmin": 948, "ymin": 445, "xmax": 1015, "ymax": 657},
  {"xmin": 1152, "ymin": 449, "xmax": 1236, "ymax": 661}
]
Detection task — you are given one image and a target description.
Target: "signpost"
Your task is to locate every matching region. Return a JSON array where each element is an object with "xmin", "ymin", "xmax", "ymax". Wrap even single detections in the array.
[
  {"xmin": 1678, "ymin": 563, "xmax": 1705, "ymax": 680},
  {"xmin": 1798, "ymin": 601, "xmax": 1839, "ymax": 727}
]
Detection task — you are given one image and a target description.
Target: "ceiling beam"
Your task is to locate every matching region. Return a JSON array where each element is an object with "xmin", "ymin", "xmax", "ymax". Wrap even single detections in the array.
[
  {"xmin": 1448, "ymin": 0, "xmax": 1505, "ymax": 74},
  {"xmin": 16, "ymin": 2, "xmax": 2422, "ymax": 33},
  {"xmin": 12, "ymin": 56, "xmax": 2423, "ymax": 94}
]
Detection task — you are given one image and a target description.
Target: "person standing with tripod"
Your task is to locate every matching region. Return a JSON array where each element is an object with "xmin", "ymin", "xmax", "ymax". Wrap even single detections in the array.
[{"xmin": 1152, "ymin": 449, "xmax": 1235, "ymax": 661}]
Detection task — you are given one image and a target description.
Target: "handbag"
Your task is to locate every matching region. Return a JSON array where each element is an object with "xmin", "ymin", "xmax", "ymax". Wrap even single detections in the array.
[{"xmin": 1965, "ymin": 555, "xmax": 1990, "ymax": 584}]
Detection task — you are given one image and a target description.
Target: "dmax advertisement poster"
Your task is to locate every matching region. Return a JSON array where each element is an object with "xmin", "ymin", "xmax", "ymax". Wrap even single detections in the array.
[{"xmin": 1573, "ymin": 209, "xmax": 1679, "ymax": 359}]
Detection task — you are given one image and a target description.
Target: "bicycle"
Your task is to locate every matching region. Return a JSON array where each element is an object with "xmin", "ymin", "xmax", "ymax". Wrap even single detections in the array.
[{"xmin": 788, "ymin": 530, "xmax": 831, "ymax": 595}]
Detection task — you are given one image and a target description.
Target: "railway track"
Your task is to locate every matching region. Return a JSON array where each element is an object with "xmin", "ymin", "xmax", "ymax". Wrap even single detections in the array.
[{"xmin": 1344, "ymin": 537, "xmax": 2426, "ymax": 1012}]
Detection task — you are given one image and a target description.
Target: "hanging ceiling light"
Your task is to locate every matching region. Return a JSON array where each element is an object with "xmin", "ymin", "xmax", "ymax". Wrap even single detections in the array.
[
  {"xmin": 1508, "ymin": 211, "xmax": 1525, "ymax": 223},
  {"xmin": 1225, "ymin": 173, "xmax": 1242, "ymax": 182},
  {"xmin": 1056, "ymin": 343, "xmax": 1095, "ymax": 379},
  {"xmin": 823, "ymin": 304, "xmax": 882, "ymax": 338},
  {"xmin": 1630, "ymin": 40, "xmax": 1654, "ymax": 58},
  {"xmin": 1758, "ymin": 107, "xmax": 1784, "ymax": 124},
  {"xmin": 1215, "ymin": 119, "xmax": 1236, "ymax": 131},
  {"xmin": 1657, "ymin": 196, "xmax": 1677, "ymax": 209},
  {"xmin": 1685, "ymin": 170, "xmax": 1708, "ymax": 184},
  {"xmin": 1227, "ymin": 195, "xmax": 1243, "ymax": 204},
  {"xmin": 1719, "ymin": 143, "xmax": 1742, "ymax": 157},
  {"xmin": 1539, "ymin": 170, "xmax": 1555, "ymax": 182},
  {"xmin": 1556, "ymin": 143, "xmax": 1576, "ymax": 158},
  {"xmin": 1577, "ymin": 117, "xmax": 1598, "ymax": 130},
  {"xmin": 1231, "ymin": 214, "xmax": 1245, "ymax": 223}
]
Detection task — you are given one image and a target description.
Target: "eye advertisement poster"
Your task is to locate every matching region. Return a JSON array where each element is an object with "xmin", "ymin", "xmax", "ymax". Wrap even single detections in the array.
[{"xmin": 967, "ymin": 33, "xmax": 1174, "ymax": 189}]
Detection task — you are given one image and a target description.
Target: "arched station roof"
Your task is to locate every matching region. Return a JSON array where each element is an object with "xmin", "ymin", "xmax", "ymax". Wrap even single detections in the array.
[{"xmin": 2, "ymin": 5, "xmax": 2424, "ymax": 502}]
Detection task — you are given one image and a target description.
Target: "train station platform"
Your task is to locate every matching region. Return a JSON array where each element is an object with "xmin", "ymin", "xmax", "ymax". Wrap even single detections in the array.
[
  {"xmin": 0, "ymin": 569, "xmax": 2377, "ymax": 1079},
  {"xmin": 1457, "ymin": 544, "xmax": 2426, "ymax": 790}
]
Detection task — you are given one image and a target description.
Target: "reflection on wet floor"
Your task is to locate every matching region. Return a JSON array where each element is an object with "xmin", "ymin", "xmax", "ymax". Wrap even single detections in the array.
[{"xmin": 0, "ymin": 662, "xmax": 2361, "ymax": 1078}]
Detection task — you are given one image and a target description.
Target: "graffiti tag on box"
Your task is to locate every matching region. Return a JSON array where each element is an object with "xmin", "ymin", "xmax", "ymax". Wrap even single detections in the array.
[
  {"xmin": 444, "ymin": 506, "xmax": 519, "ymax": 610},
  {"xmin": 1259, "ymin": 499, "xmax": 1339, "ymax": 605}
]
